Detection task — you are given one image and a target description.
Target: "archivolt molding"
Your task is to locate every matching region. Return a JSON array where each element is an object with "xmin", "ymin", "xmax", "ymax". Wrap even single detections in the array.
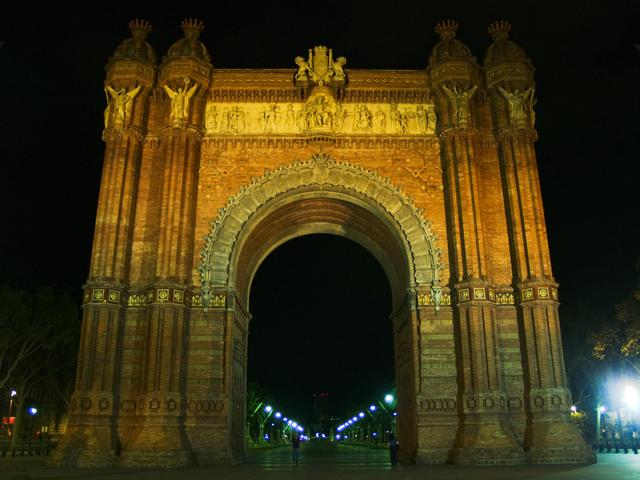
[{"xmin": 198, "ymin": 154, "xmax": 443, "ymax": 308}]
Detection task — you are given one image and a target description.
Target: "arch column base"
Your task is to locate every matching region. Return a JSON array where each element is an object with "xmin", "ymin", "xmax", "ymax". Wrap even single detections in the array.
[
  {"xmin": 120, "ymin": 420, "xmax": 194, "ymax": 468},
  {"xmin": 415, "ymin": 414, "xmax": 458, "ymax": 464},
  {"xmin": 450, "ymin": 413, "xmax": 526, "ymax": 465},
  {"xmin": 186, "ymin": 422, "xmax": 239, "ymax": 466},
  {"xmin": 526, "ymin": 413, "xmax": 595, "ymax": 464},
  {"xmin": 49, "ymin": 421, "xmax": 116, "ymax": 467}
]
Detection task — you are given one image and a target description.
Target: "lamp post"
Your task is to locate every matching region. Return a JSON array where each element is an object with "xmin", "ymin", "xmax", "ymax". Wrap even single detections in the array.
[
  {"xmin": 596, "ymin": 404, "xmax": 606, "ymax": 452},
  {"xmin": 622, "ymin": 385, "xmax": 639, "ymax": 454},
  {"xmin": 6, "ymin": 390, "xmax": 17, "ymax": 449},
  {"xmin": 7, "ymin": 390, "xmax": 17, "ymax": 421}
]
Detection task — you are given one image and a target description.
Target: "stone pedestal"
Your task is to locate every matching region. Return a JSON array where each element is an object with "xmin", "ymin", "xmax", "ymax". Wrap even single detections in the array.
[
  {"xmin": 49, "ymin": 422, "xmax": 115, "ymax": 467},
  {"xmin": 120, "ymin": 421, "xmax": 194, "ymax": 467},
  {"xmin": 450, "ymin": 413, "xmax": 526, "ymax": 465},
  {"xmin": 526, "ymin": 412, "xmax": 595, "ymax": 464}
]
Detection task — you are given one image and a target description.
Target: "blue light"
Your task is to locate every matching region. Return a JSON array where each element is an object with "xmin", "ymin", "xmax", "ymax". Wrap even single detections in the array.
[
  {"xmin": 336, "ymin": 434, "xmax": 341, "ymax": 440},
  {"xmin": 352, "ymin": 416, "xmax": 357, "ymax": 422},
  {"xmin": 28, "ymin": 407, "xmax": 37, "ymax": 416},
  {"xmin": 369, "ymin": 405, "xmax": 376, "ymax": 411},
  {"xmin": 292, "ymin": 422, "xmax": 298, "ymax": 428},
  {"xmin": 264, "ymin": 405, "xmax": 273, "ymax": 413},
  {"xmin": 358, "ymin": 412, "xmax": 365, "ymax": 418},
  {"xmin": 297, "ymin": 426, "xmax": 304, "ymax": 432},
  {"xmin": 283, "ymin": 417, "xmax": 288, "ymax": 422},
  {"xmin": 385, "ymin": 394, "xmax": 394, "ymax": 404},
  {"xmin": 275, "ymin": 412, "xmax": 282, "ymax": 418}
]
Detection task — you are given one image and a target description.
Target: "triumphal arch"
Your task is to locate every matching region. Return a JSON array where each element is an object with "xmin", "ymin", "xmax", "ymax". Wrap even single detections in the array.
[{"xmin": 52, "ymin": 18, "xmax": 594, "ymax": 467}]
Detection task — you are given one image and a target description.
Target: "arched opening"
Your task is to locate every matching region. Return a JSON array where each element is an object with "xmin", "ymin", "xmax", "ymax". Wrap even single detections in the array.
[
  {"xmin": 198, "ymin": 157, "xmax": 444, "ymax": 463},
  {"xmin": 247, "ymin": 234, "xmax": 394, "ymax": 451},
  {"xmin": 226, "ymin": 190, "xmax": 420, "ymax": 462}
]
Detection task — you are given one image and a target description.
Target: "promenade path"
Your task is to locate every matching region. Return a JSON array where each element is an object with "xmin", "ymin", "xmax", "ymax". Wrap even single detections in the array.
[{"xmin": 2, "ymin": 442, "xmax": 639, "ymax": 479}]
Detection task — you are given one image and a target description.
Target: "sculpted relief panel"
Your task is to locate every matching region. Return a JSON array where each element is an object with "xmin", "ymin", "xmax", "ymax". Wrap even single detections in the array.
[{"xmin": 205, "ymin": 99, "xmax": 437, "ymax": 136}]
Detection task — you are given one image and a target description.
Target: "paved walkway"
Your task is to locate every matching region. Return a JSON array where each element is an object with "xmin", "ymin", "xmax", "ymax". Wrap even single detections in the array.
[{"xmin": 1, "ymin": 443, "xmax": 639, "ymax": 479}]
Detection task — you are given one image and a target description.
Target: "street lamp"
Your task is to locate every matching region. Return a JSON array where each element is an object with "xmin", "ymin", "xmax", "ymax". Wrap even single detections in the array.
[
  {"xmin": 7, "ymin": 390, "xmax": 17, "ymax": 420},
  {"xmin": 6, "ymin": 390, "xmax": 17, "ymax": 434},
  {"xmin": 622, "ymin": 385, "xmax": 639, "ymax": 411},
  {"xmin": 622, "ymin": 385, "xmax": 639, "ymax": 454}
]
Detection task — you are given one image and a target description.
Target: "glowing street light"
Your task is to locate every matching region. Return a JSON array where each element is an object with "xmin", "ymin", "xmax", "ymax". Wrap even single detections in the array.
[
  {"xmin": 7, "ymin": 389, "xmax": 17, "ymax": 423},
  {"xmin": 623, "ymin": 385, "xmax": 639, "ymax": 410}
]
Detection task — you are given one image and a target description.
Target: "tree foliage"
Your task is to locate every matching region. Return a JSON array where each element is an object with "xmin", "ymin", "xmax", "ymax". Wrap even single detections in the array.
[
  {"xmin": 0, "ymin": 285, "xmax": 79, "ymax": 395},
  {"xmin": 591, "ymin": 259, "xmax": 640, "ymax": 375}
]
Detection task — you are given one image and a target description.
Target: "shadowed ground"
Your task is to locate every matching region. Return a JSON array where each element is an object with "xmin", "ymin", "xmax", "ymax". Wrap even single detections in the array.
[{"xmin": 1, "ymin": 443, "xmax": 638, "ymax": 479}]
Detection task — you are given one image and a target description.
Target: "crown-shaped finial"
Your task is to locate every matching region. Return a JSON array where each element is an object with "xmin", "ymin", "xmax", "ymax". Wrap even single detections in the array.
[
  {"xmin": 488, "ymin": 20, "xmax": 511, "ymax": 42},
  {"xmin": 435, "ymin": 20, "xmax": 458, "ymax": 40},
  {"xmin": 181, "ymin": 18, "xmax": 205, "ymax": 38},
  {"xmin": 128, "ymin": 19, "xmax": 152, "ymax": 38}
]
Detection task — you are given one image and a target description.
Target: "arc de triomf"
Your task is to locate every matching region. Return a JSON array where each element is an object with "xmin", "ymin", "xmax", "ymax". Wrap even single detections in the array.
[{"xmin": 51, "ymin": 18, "xmax": 594, "ymax": 467}]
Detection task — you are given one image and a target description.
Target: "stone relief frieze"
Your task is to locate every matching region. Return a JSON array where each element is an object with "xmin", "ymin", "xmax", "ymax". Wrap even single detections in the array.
[{"xmin": 204, "ymin": 99, "xmax": 437, "ymax": 136}]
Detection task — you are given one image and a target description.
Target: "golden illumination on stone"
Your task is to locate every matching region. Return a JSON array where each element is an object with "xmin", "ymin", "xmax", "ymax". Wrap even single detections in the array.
[{"xmin": 52, "ymin": 18, "xmax": 593, "ymax": 470}]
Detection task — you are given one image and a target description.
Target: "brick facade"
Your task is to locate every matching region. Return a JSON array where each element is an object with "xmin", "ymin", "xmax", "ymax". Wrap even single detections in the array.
[{"xmin": 50, "ymin": 19, "xmax": 594, "ymax": 467}]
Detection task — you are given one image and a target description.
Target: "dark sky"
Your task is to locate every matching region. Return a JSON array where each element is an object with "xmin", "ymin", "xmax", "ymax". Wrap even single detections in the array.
[{"xmin": 1, "ymin": 2, "xmax": 639, "ymax": 424}]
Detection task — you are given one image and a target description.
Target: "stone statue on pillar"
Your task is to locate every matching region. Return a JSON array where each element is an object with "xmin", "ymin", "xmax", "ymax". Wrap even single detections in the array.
[
  {"xmin": 163, "ymin": 77, "xmax": 198, "ymax": 127},
  {"xmin": 442, "ymin": 84, "xmax": 477, "ymax": 127},
  {"xmin": 497, "ymin": 86, "xmax": 534, "ymax": 127},
  {"xmin": 104, "ymin": 85, "xmax": 141, "ymax": 129}
]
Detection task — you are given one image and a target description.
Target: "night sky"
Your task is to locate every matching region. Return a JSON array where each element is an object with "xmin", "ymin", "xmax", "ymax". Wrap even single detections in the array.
[{"xmin": 1, "ymin": 2, "xmax": 639, "ymax": 424}]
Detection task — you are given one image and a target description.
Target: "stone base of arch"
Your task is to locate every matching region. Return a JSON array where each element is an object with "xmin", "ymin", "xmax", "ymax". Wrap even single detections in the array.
[
  {"xmin": 525, "ymin": 413, "xmax": 596, "ymax": 464},
  {"xmin": 119, "ymin": 422, "xmax": 195, "ymax": 468},
  {"xmin": 49, "ymin": 423, "xmax": 117, "ymax": 467}
]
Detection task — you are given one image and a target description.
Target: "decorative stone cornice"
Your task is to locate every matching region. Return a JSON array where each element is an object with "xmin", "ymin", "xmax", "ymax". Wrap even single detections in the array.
[
  {"xmin": 201, "ymin": 136, "xmax": 438, "ymax": 150},
  {"xmin": 515, "ymin": 282, "xmax": 558, "ymax": 304},
  {"xmin": 446, "ymin": 282, "xmax": 517, "ymax": 306},
  {"xmin": 105, "ymin": 58, "xmax": 156, "ymax": 84},
  {"xmin": 83, "ymin": 286, "xmax": 123, "ymax": 306},
  {"xmin": 495, "ymin": 125, "xmax": 538, "ymax": 142},
  {"xmin": 102, "ymin": 126, "xmax": 145, "ymax": 144}
]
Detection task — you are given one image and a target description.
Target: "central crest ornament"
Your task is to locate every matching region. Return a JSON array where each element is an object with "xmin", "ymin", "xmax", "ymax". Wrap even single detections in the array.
[{"xmin": 294, "ymin": 45, "xmax": 347, "ymax": 87}]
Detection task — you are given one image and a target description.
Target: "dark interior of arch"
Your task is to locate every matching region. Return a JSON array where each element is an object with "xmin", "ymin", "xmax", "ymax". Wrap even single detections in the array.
[{"xmin": 247, "ymin": 233, "xmax": 394, "ymax": 425}]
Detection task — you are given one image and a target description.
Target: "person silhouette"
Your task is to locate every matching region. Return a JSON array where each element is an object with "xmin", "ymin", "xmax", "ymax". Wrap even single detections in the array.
[
  {"xmin": 292, "ymin": 433, "xmax": 301, "ymax": 465},
  {"xmin": 388, "ymin": 432, "xmax": 399, "ymax": 466}
]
